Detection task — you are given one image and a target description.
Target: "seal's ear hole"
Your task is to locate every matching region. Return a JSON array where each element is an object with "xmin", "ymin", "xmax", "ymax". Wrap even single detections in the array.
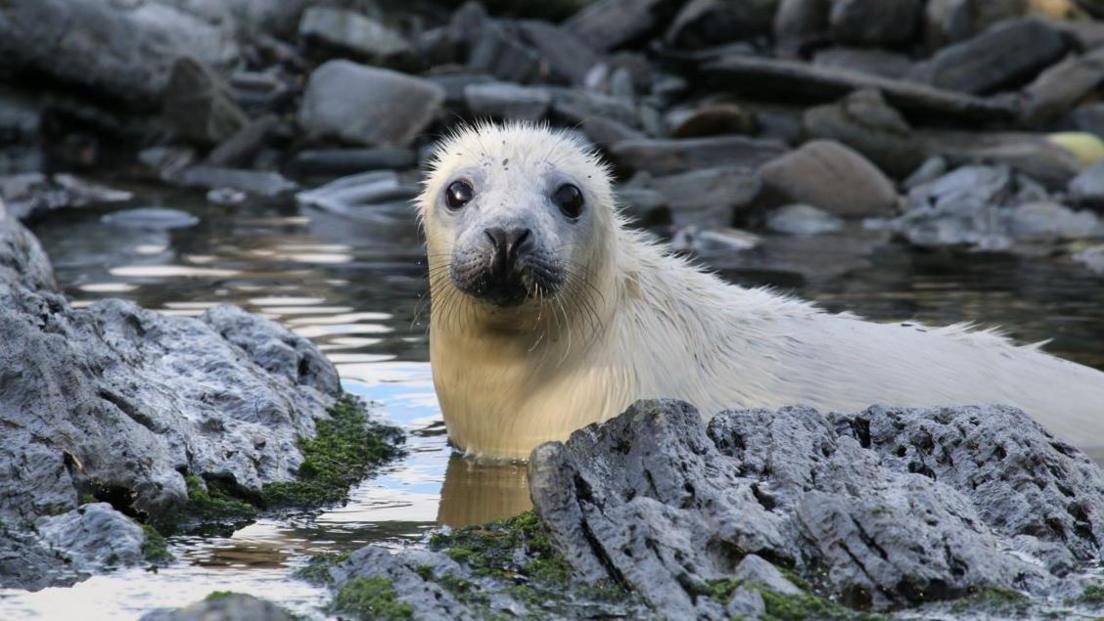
[
  {"xmin": 446, "ymin": 180, "xmax": 474, "ymax": 210},
  {"xmin": 552, "ymin": 183, "xmax": 584, "ymax": 220}
]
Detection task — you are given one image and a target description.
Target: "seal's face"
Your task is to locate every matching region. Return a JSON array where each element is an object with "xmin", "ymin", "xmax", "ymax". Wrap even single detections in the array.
[{"xmin": 419, "ymin": 124, "xmax": 614, "ymax": 313}]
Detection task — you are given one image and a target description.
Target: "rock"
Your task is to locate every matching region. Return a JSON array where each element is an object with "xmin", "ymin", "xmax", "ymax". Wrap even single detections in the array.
[
  {"xmin": 101, "ymin": 208, "xmax": 200, "ymax": 230},
  {"xmin": 1071, "ymin": 103, "xmax": 1104, "ymax": 138},
  {"xmin": 464, "ymin": 82, "xmax": 552, "ymax": 122},
  {"xmin": 428, "ymin": 73, "xmax": 496, "ymax": 106},
  {"xmin": 173, "ymin": 166, "xmax": 297, "ymax": 197},
  {"xmin": 531, "ymin": 399, "xmax": 1104, "ymax": 614},
  {"xmin": 229, "ymin": 70, "xmax": 295, "ymax": 112},
  {"xmin": 773, "ymin": 0, "xmax": 830, "ymax": 56},
  {"xmin": 1074, "ymin": 244, "xmax": 1104, "ymax": 275},
  {"xmin": 0, "ymin": 173, "xmax": 133, "ymax": 222},
  {"xmin": 649, "ymin": 166, "xmax": 762, "ymax": 226},
  {"xmin": 466, "ymin": 18, "xmax": 543, "ymax": 84},
  {"xmin": 0, "ymin": 0, "xmax": 238, "ymax": 108},
  {"xmin": 564, "ymin": 0, "xmax": 683, "ymax": 52},
  {"xmin": 206, "ymin": 189, "xmax": 246, "ymax": 206},
  {"xmin": 667, "ymin": 103, "xmax": 756, "ymax": 138},
  {"xmin": 924, "ymin": 0, "xmax": 1027, "ymax": 49},
  {"xmin": 828, "ymin": 0, "xmax": 923, "ymax": 46},
  {"xmin": 812, "ymin": 47, "xmax": 913, "ymax": 79},
  {"xmin": 609, "ymin": 136, "xmax": 788, "ymax": 176},
  {"xmin": 1049, "ymin": 132, "xmax": 1104, "ymax": 167},
  {"xmin": 702, "ymin": 55, "xmax": 1019, "ymax": 123},
  {"xmin": 298, "ymin": 6, "xmax": 411, "ymax": 64},
  {"xmin": 615, "ymin": 184, "xmax": 670, "ymax": 224},
  {"xmin": 550, "ymin": 88, "xmax": 640, "ymax": 128},
  {"xmin": 36, "ymin": 503, "xmax": 146, "ymax": 572},
  {"xmin": 295, "ymin": 171, "xmax": 420, "ymax": 222},
  {"xmin": 917, "ymin": 130, "xmax": 1082, "ymax": 190},
  {"xmin": 903, "ymin": 156, "xmax": 950, "ymax": 190},
  {"xmin": 1021, "ymin": 49, "xmax": 1104, "ymax": 126},
  {"xmin": 298, "ymin": 60, "xmax": 445, "ymax": 147},
  {"xmin": 581, "ymin": 116, "xmax": 647, "ymax": 149},
  {"xmin": 665, "ymin": 0, "xmax": 779, "ymax": 50},
  {"xmin": 0, "ymin": 87, "xmax": 40, "ymax": 144},
  {"xmin": 759, "ymin": 140, "xmax": 898, "ymax": 218},
  {"xmin": 1069, "ymin": 160, "xmax": 1104, "ymax": 209},
  {"xmin": 1006, "ymin": 201, "xmax": 1103, "ymax": 239},
  {"xmin": 290, "ymin": 147, "xmax": 417, "ymax": 176},
  {"xmin": 733, "ymin": 554, "xmax": 802, "ymax": 596},
  {"xmin": 139, "ymin": 146, "xmax": 198, "ymax": 180},
  {"xmin": 803, "ymin": 89, "xmax": 925, "ymax": 178},
  {"xmin": 140, "ymin": 593, "xmax": 295, "ymax": 621},
  {"xmin": 162, "ymin": 57, "xmax": 247, "ymax": 146},
  {"xmin": 917, "ymin": 18, "xmax": 1068, "ymax": 95},
  {"xmin": 766, "ymin": 204, "xmax": 845, "ymax": 235},
  {"xmin": 671, "ymin": 227, "xmax": 762, "ymax": 255},
  {"xmin": 205, "ymin": 116, "xmax": 279, "ymax": 168},
  {"xmin": 0, "ymin": 208, "xmax": 57, "ymax": 292},
  {"xmin": 517, "ymin": 20, "xmax": 600, "ymax": 85}
]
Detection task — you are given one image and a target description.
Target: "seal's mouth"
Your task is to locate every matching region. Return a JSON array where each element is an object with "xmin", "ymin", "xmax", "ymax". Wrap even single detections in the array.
[{"xmin": 450, "ymin": 257, "xmax": 564, "ymax": 308}]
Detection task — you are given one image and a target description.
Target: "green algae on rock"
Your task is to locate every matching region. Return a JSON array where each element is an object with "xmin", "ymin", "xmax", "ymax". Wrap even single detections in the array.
[
  {"xmin": 332, "ymin": 576, "xmax": 415, "ymax": 621},
  {"xmin": 140, "ymin": 525, "xmax": 173, "ymax": 564}
]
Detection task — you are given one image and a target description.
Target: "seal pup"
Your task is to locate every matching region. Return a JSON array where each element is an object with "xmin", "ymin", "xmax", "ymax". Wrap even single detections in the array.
[{"xmin": 418, "ymin": 122, "xmax": 1104, "ymax": 461}]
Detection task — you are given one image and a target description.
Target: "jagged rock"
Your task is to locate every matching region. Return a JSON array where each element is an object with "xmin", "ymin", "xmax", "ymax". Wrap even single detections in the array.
[
  {"xmin": 924, "ymin": 0, "xmax": 1027, "ymax": 49},
  {"xmin": 0, "ymin": 0, "xmax": 238, "ymax": 107},
  {"xmin": 812, "ymin": 47, "xmax": 913, "ymax": 79},
  {"xmin": 766, "ymin": 204, "xmax": 844, "ymax": 235},
  {"xmin": 464, "ymin": 82, "xmax": 552, "ymax": 122},
  {"xmin": 162, "ymin": 57, "xmax": 247, "ymax": 146},
  {"xmin": 531, "ymin": 399, "xmax": 1104, "ymax": 615},
  {"xmin": 564, "ymin": 0, "xmax": 683, "ymax": 52},
  {"xmin": 298, "ymin": 60, "xmax": 444, "ymax": 146},
  {"xmin": 1021, "ymin": 48, "xmax": 1104, "ymax": 126},
  {"xmin": 904, "ymin": 156, "xmax": 950, "ymax": 190},
  {"xmin": 829, "ymin": 0, "xmax": 923, "ymax": 47},
  {"xmin": 299, "ymin": 6, "xmax": 411, "ymax": 64},
  {"xmin": 759, "ymin": 140, "xmax": 898, "ymax": 218},
  {"xmin": 803, "ymin": 89, "xmax": 925, "ymax": 178},
  {"xmin": 915, "ymin": 18, "xmax": 1068, "ymax": 95},
  {"xmin": 609, "ymin": 135, "xmax": 787, "ymax": 176},
  {"xmin": 141, "ymin": 593, "xmax": 295, "ymax": 621},
  {"xmin": 0, "ymin": 206, "xmax": 57, "ymax": 292},
  {"xmin": 773, "ymin": 0, "xmax": 830, "ymax": 56},
  {"xmin": 664, "ymin": 0, "xmax": 779, "ymax": 50}
]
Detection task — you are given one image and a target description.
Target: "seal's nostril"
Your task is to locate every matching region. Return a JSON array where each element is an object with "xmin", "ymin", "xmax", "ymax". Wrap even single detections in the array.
[{"xmin": 484, "ymin": 226, "xmax": 532, "ymax": 268}]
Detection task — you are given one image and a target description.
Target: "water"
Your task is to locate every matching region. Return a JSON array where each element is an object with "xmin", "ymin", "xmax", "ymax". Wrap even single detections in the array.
[{"xmin": 2, "ymin": 184, "xmax": 1103, "ymax": 619}]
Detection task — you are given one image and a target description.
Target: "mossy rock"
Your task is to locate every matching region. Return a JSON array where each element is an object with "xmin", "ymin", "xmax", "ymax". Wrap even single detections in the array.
[{"xmin": 331, "ymin": 576, "xmax": 414, "ymax": 621}]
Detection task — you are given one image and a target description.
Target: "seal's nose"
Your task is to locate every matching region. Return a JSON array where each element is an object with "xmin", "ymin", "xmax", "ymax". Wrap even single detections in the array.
[{"xmin": 484, "ymin": 226, "xmax": 532, "ymax": 273}]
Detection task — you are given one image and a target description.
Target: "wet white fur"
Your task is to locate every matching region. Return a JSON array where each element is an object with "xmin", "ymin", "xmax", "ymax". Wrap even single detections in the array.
[{"xmin": 419, "ymin": 123, "xmax": 1104, "ymax": 461}]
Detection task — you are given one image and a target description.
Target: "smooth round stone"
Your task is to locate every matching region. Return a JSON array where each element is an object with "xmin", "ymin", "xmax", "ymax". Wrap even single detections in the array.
[{"xmin": 101, "ymin": 207, "xmax": 199, "ymax": 230}]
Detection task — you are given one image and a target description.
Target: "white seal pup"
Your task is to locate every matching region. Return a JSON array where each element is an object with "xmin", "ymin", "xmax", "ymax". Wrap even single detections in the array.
[{"xmin": 418, "ymin": 122, "xmax": 1104, "ymax": 461}]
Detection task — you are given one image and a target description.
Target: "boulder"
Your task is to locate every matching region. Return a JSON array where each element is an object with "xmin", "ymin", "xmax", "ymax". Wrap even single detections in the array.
[
  {"xmin": 298, "ymin": 6, "xmax": 411, "ymax": 64},
  {"xmin": 609, "ymin": 136, "xmax": 788, "ymax": 176},
  {"xmin": 0, "ymin": 0, "xmax": 238, "ymax": 107},
  {"xmin": 828, "ymin": 0, "xmax": 923, "ymax": 47},
  {"xmin": 665, "ymin": 0, "xmax": 779, "ymax": 50},
  {"xmin": 803, "ymin": 89, "xmax": 926, "ymax": 178},
  {"xmin": 162, "ymin": 57, "xmax": 248, "ymax": 146},
  {"xmin": 1006, "ymin": 201, "xmax": 1103, "ymax": 240},
  {"xmin": 464, "ymin": 82, "xmax": 552, "ymax": 122},
  {"xmin": 141, "ymin": 593, "xmax": 295, "ymax": 621},
  {"xmin": 466, "ymin": 19, "xmax": 544, "ymax": 84},
  {"xmin": 916, "ymin": 18, "xmax": 1068, "ymax": 95},
  {"xmin": 298, "ymin": 60, "xmax": 445, "ymax": 146},
  {"xmin": 205, "ymin": 116, "xmax": 280, "ymax": 168},
  {"xmin": 759, "ymin": 140, "xmax": 898, "ymax": 218},
  {"xmin": 564, "ymin": 0, "xmax": 683, "ymax": 51},
  {"xmin": 773, "ymin": 0, "xmax": 830, "ymax": 56}
]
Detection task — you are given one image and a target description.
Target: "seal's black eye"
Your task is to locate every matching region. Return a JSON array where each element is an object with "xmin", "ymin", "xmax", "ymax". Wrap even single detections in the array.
[
  {"xmin": 445, "ymin": 180, "xmax": 474, "ymax": 210},
  {"xmin": 552, "ymin": 183, "xmax": 584, "ymax": 219}
]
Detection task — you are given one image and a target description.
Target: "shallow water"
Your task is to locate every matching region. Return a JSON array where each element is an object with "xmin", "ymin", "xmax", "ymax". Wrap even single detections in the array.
[{"xmin": 2, "ymin": 185, "xmax": 1103, "ymax": 619}]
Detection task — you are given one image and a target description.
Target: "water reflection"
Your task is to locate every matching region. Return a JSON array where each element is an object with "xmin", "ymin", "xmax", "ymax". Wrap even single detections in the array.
[{"xmin": 438, "ymin": 455, "xmax": 532, "ymax": 528}]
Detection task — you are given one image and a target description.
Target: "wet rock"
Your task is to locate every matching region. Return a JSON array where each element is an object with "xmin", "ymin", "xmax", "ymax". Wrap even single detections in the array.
[
  {"xmin": 609, "ymin": 135, "xmax": 788, "ymax": 176},
  {"xmin": 101, "ymin": 208, "xmax": 200, "ymax": 230},
  {"xmin": 924, "ymin": 0, "xmax": 1027, "ymax": 49},
  {"xmin": 803, "ymin": 89, "xmax": 925, "ymax": 178},
  {"xmin": 299, "ymin": 6, "xmax": 411, "ymax": 64},
  {"xmin": 1021, "ymin": 49, "xmax": 1104, "ymax": 126},
  {"xmin": 773, "ymin": 0, "xmax": 830, "ymax": 56},
  {"xmin": 759, "ymin": 140, "xmax": 898, "ymax": 218},
  {"xmin": 296, "ymin": 171, "xmax": 420, "ymax": 222},
  {"xmin": 916, "ymin": 18, "xmax": 1068, "ymax": 95},
  {"xmin": 290, "ymin": 147, "xmax": 417, "ymax": 177},
  {"xmin": 665, "ymin": 0, "xmax": 779, "ymax": 50},
  {"xmin": 464, "ymin": 82, "xmax": 552, "ymax": 122},
  {"xmin": 667, "ymin": 103, "xmax": 756, "ymax": 138},
  {"xmin": 564, "ymin": 0, "xmax": 683, "ymax": 52},
  {"xmin": 173, "ymin": 166, "xmax": 297, "ymax": 197},
  {"xmin": 812, "ymin": 47, "xmax": 914, "ymax": 79},
  {"xmin": 0, "ymin": 0, "xmax": 238, "ymax": 107},
  {"xmin": 1069, "ymin": 160, "xmax": 1104, "ymax": 209},
  {"xmin": 298, "ymin": 60, "xmax": 445, "ymax": 146},
  {"xmin": 163, "ymin": 57, "xmax": 247, "ymax": 146},
  {"xmin": 36, "ymin": 503, "xmax": 146, "ymax": 572},
  {"xmin": 517, "ymin": 20, "xmax": 600, "ymax": 85},
  {"xmin": 0, "ymin": 173, "xmax": 133, "ymax": 222},
  {"xmin": 671, "ymin": 227, "xmax": 762, "ymax": 255},
  {"xmin": 141, "ymin": 593, "xmax": 295, "ymax": 621},
  {"xmin": 702, "ymin": 55, "xmax": 1019, "ymax": 123},
  {"xmin": 766, "ymin": 204, "xmax": 844, "ymax": 235},
  {"xmin": 205, "ymin": 116, "xmax": 279, "ymax": 168},
  {"xmin": 649, "ymin": 166, "xmax": 761, "ymax": 226},
  {"xmin": 0, "ymin": 206, "xmax": 57, "ymax": 292},
  {"xmin": 1074, "ymin": 244, "xmax": 1104, "ymax": 275},
  {"xmin": 530, "ymin": 399, "xmax": 1104, "ymax": 614},
  {"xmin": 829, "ymin": 0, "xmax": 923, "ymax": 47}
]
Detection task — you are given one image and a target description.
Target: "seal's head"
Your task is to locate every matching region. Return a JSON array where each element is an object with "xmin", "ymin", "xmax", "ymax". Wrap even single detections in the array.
[{"xmin": 418, "ymin": 123, "xmax": 616, "ymax": 318}]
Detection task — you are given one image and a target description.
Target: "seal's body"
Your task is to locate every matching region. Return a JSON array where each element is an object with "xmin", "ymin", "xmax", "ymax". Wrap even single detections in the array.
[{"xmin": 419, "ymin": 123, "xmax": 1104, "ymax": 461}]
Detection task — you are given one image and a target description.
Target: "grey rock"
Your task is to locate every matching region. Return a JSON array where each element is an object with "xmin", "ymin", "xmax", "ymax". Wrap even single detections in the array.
[
  {"xmin": 206, "ymin": 188, "xmax": 246, "ymax": 206},
  {"xmin": 665, "ymin": 0, "xmax": 779, "ymax": 50},
  {"xmin": 517, "ymin": 20, "xmax": 600, "ymax": 85},
  {"xmin": 759, "ymin": 140, "xmax": 898, "ymax": 218},
  {"xmin": 670, "ymin": 227, "xmax": 762, "ymax": 255},
  {"xmin": 0, "ymin": 0, "xmax": 238, "ymax": 107},
  {"xmin": 298, "ymin": 60, "xmax": 444, "ymax": 146},
  {"xmin": 610, "ymin": 135, "xmax": 788, "ymax": 176},
  {"xmin": 0, "ymin": 205, "xmax": 57, "ymax": 292},
  {"xmin": 917, "ymin": 18, "xmax": 1068, "ymax": 95},
  {"xmin": 918, "ymin": 130, "xmax": 1082, "ymax": 190},
  {"xmin": 140, "ymin": 593, "xmax": 295, "ymax": 621},
  {"xmin": 1074, "ymin": 244, "xmax": 1104, "ymax": 275},
  {"xmin": 1071, "ymin": 103, "xmax": 1104, "ymax": 138},
  {"xmin": 774, "ymin": 0, "xmax": 830, "ymax": 56},
  {"xmin": 924, "ymin": 0, "xmax": 1027, "ymax": 49},
  {"xmin": 205, "ymin": 116, "xmax": 279, "ymax": 168},
  {"xmin": 803, "ymin": 89, "xmax": 925, "ymax": 178},
  {"xmin": 813, "ymin": 47, "xmax": 914, "ymax": 79},
  {"xmin": 0, "ymin": 522, "xmax": 69, "ymax": 591},
  {"xmin": 1070, "ymin": 160, "xmax": 1104, "ymax": 209},
  {"xmin": 650, "ymin": 166, "xmax": 762, "ymax": 226},
  {"xmin": 1021, "ymin": 49, "xmax": 1104, "ymax": 126},
  {"xmin": 163, "ymin": 57, "xmax": 247, "ymax": 146},
  {"xmin": 296, "ymin": 171, "xmax": 419, "ymax": 223},
  {"xmin": 766, "ymin": 204, "xmax": 844, "ymax": 235},
  {"xmin": 726, "ymin": 586, "xmax": 767, "ymax": 619},
  {"xmin": 581, "ymin": 116, "xmax": 647, "ymax": 149},
  {"xmin": 299, "ymin": 6, "xmax": 410, "ymax": 64},
  {"xmin": 464, "ymin": 82, "xmax": 552, "ymax": 123},
  {"xmin": 530, "ymin": 399, "xmax": 1104, "ymax": 615},
  {"xmin": 290, "ymin": 147, "xmax": 417, "ymax": 176},
  {"xmin": 550, "ymin": 88, "xmax": 640, "ymax": 128},
  {"xmin": 101, "ymin": 208, "xmax": 200, "ymax": 230},
  {"xmin": 734, "ymin": 554, "xmax": 802, "ymax": 596},
  {"xmin": 1006, "ymin": 201, "xmax": 1103, "ymax": 240},
  {"xmin": 829, "ymin": 0, "xmax": 923, "ymax": 46},
  {"xmin": 139, "ymin": 146, "xmax": 198, "ymax": 181},
  {"xmin": 173, "ymin": 166, "xmax": 297, "ymax": 197},
  {"xmin": 467, "ymin": 20, "xmax": 543, "ymax": 84},
  {"xmin": 0, "ymin": 173, "xmax": 134, "ymax": 222},
  {"xmin": 564, "ymin": 0, "xmax": 683, "ymax": 52},
  {"xmin": 615, "ymin": 184, "xmax": 670, "ymax": 224},
  {"xmin": 36, "ymin": 503, "xmax": 146, "ymax": 571},
  {"xmin": 427, "ymin": 73, "xmax": 496, "ymax": 106},
  {"xmin": 903, "ymin": 156, "xmax": 950, "ymax": 190},
  {"xmin": 667, "ymin": 103, "xmax": 756, "ymax": 139}
]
